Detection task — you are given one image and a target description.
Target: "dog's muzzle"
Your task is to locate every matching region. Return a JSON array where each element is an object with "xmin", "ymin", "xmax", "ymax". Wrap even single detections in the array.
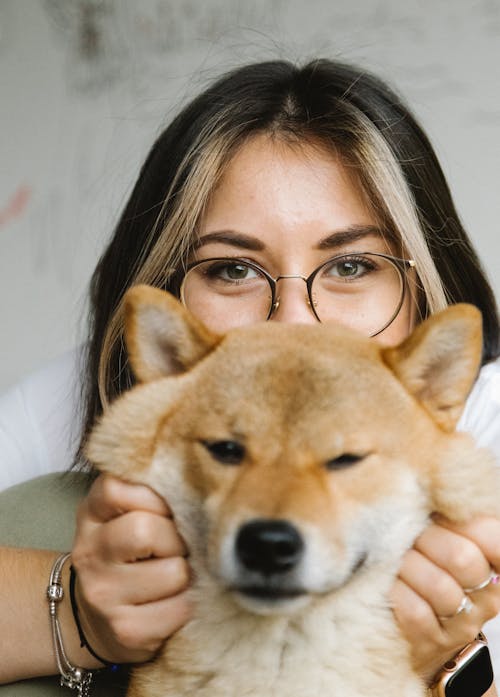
[{"xmin": 232, "ymin": 519, "xmax": 306, "ymax": 602}]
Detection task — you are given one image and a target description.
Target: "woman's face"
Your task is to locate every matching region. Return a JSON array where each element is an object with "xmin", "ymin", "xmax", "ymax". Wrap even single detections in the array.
[{"xmin": 191, "ymin": 134, "xmax": 416, "ymax": 345}]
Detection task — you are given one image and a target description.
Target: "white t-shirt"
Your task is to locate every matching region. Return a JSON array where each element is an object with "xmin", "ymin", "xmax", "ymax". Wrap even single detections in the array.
[
  {"xmin": 1, "ymin": 350, "xmax": 500, "ymax": 671},
  {"xmin": 0, "ymin": 349, "xmax": 83, "ymax": 489}
]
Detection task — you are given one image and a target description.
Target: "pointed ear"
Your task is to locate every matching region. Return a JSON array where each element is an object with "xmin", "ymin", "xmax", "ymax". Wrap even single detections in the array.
[
  {"xmin": 383, "ymin": 304, "xmax": 483, "ymax": 431},
  {"xmin": 124, "ymin": 285, "xmax": 222, "ymax": 383}
]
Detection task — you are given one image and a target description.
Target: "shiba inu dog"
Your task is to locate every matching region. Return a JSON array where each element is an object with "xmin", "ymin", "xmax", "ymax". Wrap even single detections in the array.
[{"xmin": 86, "ymin": 285, "xmax": 500, "ymax": 697}]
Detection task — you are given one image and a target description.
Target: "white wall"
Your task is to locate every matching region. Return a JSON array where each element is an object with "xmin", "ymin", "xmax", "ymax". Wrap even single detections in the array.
[{"xmin": 1, "ymin": 0, "xmax": 499, "ymax": 391}]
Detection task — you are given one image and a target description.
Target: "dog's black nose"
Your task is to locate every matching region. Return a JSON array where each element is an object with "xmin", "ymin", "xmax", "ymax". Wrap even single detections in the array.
[{"xmin": 236, "ymin": 519, "xmax": 304, "ymax": 575}]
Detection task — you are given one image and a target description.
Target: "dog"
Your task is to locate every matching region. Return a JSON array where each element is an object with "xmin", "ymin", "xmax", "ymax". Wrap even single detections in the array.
[{"xmin": 85, "ymin": 285, "xmax": 500, "ymax": 697}]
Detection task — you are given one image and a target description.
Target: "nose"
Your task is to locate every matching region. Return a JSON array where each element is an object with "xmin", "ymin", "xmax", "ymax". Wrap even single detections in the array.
[
  {"xmin": 270, "ymin": 276, "xmax": 318, "ymax": 324},
  {"xmin": 236, "ymin": 519, "xmax": 304, "ymax": 575}
]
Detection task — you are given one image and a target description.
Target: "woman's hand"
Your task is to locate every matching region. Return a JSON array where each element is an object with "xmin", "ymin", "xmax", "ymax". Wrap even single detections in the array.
[
  {"xmin": 71, "ymin": 474, "xmax": 192, "ymax": 665},
  {"xmin": 392, "ymin": 515, "xmax": 500, "ymax": 683}
]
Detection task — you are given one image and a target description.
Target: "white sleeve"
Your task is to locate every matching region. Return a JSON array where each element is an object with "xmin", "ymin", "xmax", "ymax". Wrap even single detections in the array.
[
  {"xmin": 458, "ymin": 361, "xmax": 500, "ymax": 461},
  {"xmin": 0, "ymin": 348, "xmax": 82, "ymax": 492},
  {"xmin": 458, "ymin": 360, "xmax": 500, "ymax": 677}
]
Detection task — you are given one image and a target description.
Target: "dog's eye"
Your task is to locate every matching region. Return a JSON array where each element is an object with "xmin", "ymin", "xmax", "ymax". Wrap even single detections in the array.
[
  {"xmin": 202, "ymin": 440, "xmax": 246, "ymax": 465},
  {"xmin": 326, "ymin": 453, "xmax": 364, "ymax": 470}
]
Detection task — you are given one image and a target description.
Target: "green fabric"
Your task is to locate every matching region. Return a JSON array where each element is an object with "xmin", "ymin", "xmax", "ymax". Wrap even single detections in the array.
[
  {"xmin": 0, "ymin": 473, "xmax": 128, "ymax": 696},
  {"xmin": 0, "ymin": 472, "xmax": 90, "ymax": 549}
]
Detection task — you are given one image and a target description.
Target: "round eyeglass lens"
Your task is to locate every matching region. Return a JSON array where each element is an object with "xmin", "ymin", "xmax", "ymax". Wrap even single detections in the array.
[
  {"xmin": 310, "ymin": 254, "xmax": 405, "ymax": 335},
  {"xmin": 180, "ymin": 259, "xmax": 273, "ymax": 330}
]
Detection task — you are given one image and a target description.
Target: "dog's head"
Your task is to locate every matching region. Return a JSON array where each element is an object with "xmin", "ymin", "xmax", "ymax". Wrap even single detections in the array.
[{"xmin": 86, "ymin": 286, "xmax": 493, "ymax": 615}]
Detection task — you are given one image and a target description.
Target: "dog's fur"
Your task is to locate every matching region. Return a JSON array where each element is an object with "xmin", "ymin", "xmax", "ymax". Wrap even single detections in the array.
[{"xmin": 86, "ymin": 285, "xmax": 500, "ymax": 697}]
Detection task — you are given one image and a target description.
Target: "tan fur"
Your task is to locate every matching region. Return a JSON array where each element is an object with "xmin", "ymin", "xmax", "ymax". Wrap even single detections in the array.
[{"xmin": 86, "ymin": 286, "xmax": 500, "ymax": 697}]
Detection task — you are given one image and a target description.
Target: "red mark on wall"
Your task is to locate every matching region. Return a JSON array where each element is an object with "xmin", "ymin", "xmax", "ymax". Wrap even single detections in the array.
[{"xmin": 0, "ymin": 186, "xmax": 32, "ymax": 226}]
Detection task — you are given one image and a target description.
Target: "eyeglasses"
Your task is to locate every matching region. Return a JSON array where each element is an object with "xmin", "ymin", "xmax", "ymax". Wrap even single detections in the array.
[{"xmin": 178, "ymin": 252, "xmax": 416, "ymax": 337}]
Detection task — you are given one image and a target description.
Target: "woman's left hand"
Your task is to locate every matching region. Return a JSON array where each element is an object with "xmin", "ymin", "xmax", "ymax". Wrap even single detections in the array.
[{"xmin": 391, "ymin": 515, "xmax": 500, "ymax": 683}]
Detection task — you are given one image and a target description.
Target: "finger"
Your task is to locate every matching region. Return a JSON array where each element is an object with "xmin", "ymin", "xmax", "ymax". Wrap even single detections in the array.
[
  {"xmin": 391, "ymin": 577, "xmax": 442, "ymax": 643},
  {"xmin": 112, "ymin": 591, "xmax": 193, "ymax": 655},
  {"xmin": 434, "ymin": 515, "xmax": 500, "ymax": 572},
  {"xmin": 84, "ymin": 474, "xmax": 171, "ymax": 522},
  {"xmin": 110, "ymin": 557, "xmax": 191, "ymax": 605},
  {"xmin": 398, "ymin": 549, "xmax": 465, "ymax": 619},
  {"xmin": 78, "ymin": 555, "xmax": 191, "ymax": 608},
  {"xmin": 390, "ymin": 579, "xmax": 473, "ymax": 682},
  {"xmin": 415, "ymin": 523, "xmax": 491, "ymax": 589},
  {"xmin": 84, "ymin": 511, "xmax": 188, "ymax": 562}
]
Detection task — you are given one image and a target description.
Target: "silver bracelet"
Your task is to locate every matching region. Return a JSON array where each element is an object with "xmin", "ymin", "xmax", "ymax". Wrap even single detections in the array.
[{"xmin": 47, "ymin": 553, "xmax": 94, "ymax": 696}]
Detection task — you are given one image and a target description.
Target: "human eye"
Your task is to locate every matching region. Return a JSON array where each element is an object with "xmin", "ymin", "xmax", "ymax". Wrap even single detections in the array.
[
  {"xmin": 200, "ymin": 259, "xmax": 261, "ymax": 285},
  {"xmin": 322, "ymin": 254, "xmax": 378, "ymax": 281}
]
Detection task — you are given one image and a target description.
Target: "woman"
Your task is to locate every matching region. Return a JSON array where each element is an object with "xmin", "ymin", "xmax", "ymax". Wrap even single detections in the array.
[{"xmin": 1, "ymin": 58, "xmax": 499, "ymax": 695}]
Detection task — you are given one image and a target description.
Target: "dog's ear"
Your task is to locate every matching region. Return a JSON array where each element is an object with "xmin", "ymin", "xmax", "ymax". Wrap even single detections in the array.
[
  {"xmin": 124, "ymin": 285, "xmax": 222, "ymax": 382},
  {"xmin": 383, "ymin": 304, "xmax": 483, "ymax": 431}
]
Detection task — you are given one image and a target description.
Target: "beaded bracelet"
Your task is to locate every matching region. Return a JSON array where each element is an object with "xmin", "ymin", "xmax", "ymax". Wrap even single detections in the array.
[{"xmin": 47, "ymin": 553, "xmax": 94, "ymax": 696}]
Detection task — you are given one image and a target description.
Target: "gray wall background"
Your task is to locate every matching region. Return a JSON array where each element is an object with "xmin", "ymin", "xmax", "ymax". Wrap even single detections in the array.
[{"xmin": 1, "ymin": 0, "xmax": 499, "ymax": 391}]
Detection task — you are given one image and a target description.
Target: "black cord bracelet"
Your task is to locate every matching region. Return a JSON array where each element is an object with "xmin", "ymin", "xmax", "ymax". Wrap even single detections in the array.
[{"xmin": 69, "ymin": 565, "xmax": 120, "ymax": 671}]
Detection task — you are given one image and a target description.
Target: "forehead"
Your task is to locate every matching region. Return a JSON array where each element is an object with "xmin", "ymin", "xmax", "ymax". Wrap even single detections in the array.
[{"xmin": 199, "ymin": 133, "xmax": 374, "ymax": 238}]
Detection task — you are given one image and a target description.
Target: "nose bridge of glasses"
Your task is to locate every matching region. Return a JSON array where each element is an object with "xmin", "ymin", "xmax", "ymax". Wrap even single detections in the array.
[
  {"xmin": 275, "ymin": 273, "xmax": 309, "ymax": 283},
  {"xmin": 270, "ymin": 273, "xmax": 317, "ymax": 321},
  {"xmin": 274, "ymin": 273, "xmax": 311, "ymax": 306}
]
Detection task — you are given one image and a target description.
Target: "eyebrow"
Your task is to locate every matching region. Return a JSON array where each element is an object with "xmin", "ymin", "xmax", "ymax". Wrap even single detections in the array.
[
  {"xmin": 316, "ymin": 225, "xmax": 393, "ymax": 250},
  {"xmin": 195, "ymin": 225, "xmax": 390, "ymax": 252},
  {"xmin": 194, "ymin": 231, "xmax": 265, "ymax": 251}
]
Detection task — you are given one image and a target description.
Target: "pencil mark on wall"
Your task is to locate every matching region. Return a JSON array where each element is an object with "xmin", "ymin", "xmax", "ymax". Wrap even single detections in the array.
[
  {"xmin": 0, "ymin": 186, "xmax": 31, "ymax": 227},
  {"xmin": 39, "ymin": 0, "xmax": 500, "ymax": 108},
  {"xmin": 43, "ymin": 0, "xmax": 285, "ymax": 95},
  {"xmin": 44, "ymin": 0, "xmax": 120, "ymax": 93}
]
